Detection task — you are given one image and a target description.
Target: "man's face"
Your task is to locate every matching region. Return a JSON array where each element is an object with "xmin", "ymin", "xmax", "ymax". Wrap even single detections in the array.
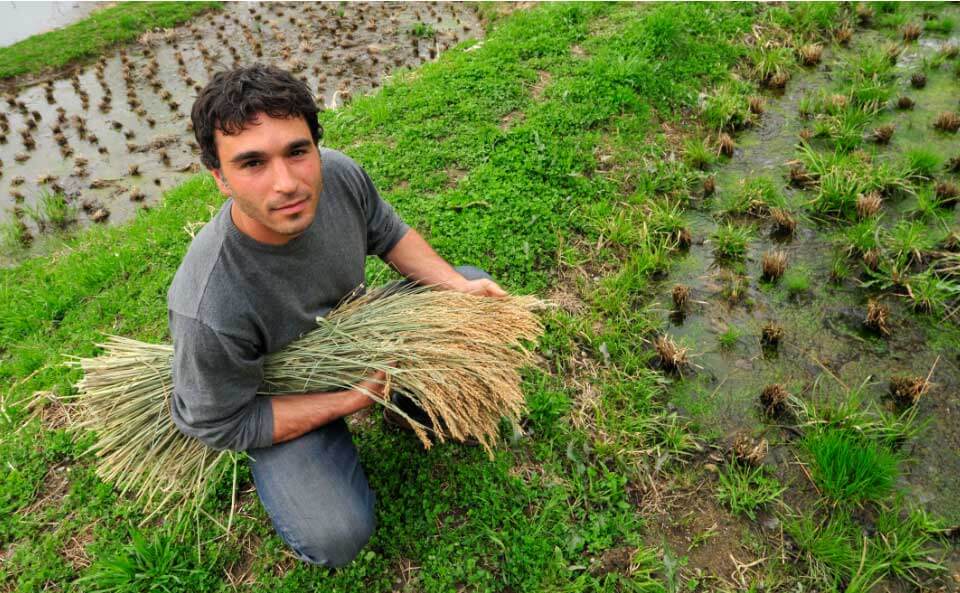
[{"xmin": 210, "ymin": 112, "xmax": 322, "ymax": 245}]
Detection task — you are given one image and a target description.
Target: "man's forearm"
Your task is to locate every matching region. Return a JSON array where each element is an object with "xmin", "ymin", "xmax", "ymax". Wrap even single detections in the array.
[
  {"xmin": 382, "ymin": 229, "xmax": 467, "ymax": 290},
  {"xmin": 270, "ymin": 389, "xmax": 373, "ymax": 444}
]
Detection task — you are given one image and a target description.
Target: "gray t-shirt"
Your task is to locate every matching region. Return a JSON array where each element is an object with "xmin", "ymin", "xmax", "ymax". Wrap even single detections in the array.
[{"xmin": 167, "ymin": 148, "xmax": 409, "ymax": 451}]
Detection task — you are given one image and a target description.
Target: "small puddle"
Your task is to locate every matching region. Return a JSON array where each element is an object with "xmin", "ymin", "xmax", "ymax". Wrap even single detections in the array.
[
  {"xmin": 659, "ymin": 21, "xmax": 960, "ymax": 520},
  {"xmin": 1, "ymin": 1, "xmax": 482, "ymax": 265}
]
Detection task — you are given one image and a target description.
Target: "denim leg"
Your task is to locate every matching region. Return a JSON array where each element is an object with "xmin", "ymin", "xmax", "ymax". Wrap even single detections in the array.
[
  {"xmin": 247, "ymin": 418, "xmax": 376, "ymax": 568},
  {"xmin": 453, "ymin": 264, "xmax": 493, "ymax": 282}
]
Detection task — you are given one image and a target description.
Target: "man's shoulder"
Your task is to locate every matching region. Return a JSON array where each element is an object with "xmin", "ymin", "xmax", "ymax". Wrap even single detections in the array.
[{"xmin": 167, "ymin": 205, "xmax": 229, "ymax": 321}]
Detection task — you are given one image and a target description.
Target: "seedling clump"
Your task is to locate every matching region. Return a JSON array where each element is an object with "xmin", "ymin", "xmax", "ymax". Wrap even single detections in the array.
[
  {"xmin": 889, "ymin": 375, "xmax": 930, "ymax": 407},
  {"xmin": 864, "ymin": 299, "xmax": 891, "ymax": 336},
  {"xmin": 760, "ymin": 383, "xmax": 791, "ymax": 418}
]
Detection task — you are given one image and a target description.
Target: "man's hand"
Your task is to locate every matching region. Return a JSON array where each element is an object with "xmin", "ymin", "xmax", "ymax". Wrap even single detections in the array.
[
  {"xmin": 354, "ymin": 369, "xmax": 389, "ymax": 404},
  {"xmin": 451, "ymin": 277, "xmax": 508, "ymax": 298}
]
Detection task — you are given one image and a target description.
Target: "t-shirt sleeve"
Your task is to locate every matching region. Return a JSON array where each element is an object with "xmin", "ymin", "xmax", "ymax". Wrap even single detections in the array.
[
  {"xmin": 351, "ymin": 159, "xmax": 410, "ymax": 256},
  {"xmin": 168, "ymin": 311, "xmax": 274, "ymax": 451}
]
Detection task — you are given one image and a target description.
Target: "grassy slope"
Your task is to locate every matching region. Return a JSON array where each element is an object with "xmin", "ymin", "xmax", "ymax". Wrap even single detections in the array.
[
  {"xmin": 0, "ymin": 2, "xmax": 873, "ymax": 592},
  {"xmin": 0, "ymin": 2, "xmax": 221, "ymax": 80}
]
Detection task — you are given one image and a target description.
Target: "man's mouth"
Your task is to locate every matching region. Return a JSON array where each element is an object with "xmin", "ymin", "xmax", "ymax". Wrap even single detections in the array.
[{"xmin": 273, "ymin": 197, "xmax": 307, "ymax": 213}]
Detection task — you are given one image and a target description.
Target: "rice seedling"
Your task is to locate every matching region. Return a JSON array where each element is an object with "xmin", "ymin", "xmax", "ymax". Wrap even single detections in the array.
[
  {"xmin": 52, "ymin": 287, "xmax": 545, "ymax": 519},
  {"xmin": 24, "ymin": 190, "xmax": 76, "ymax": 232},
  {"xmin": 896, "ymin": 95, "xmax": 915, "ymax": 110},
  {"xmin": 0, "ymin": 218, "xmax": 32, "ymax": 251},
  {"xmin": 719, "ymin": 176, "xmax": 787, "ymax": 217},
  {"xmin": 760, "ymin": 383, "xmax": 792, "ymax": 418},
  {"xmin": 672, "ymin": 284, "xmax": 690, "ymax": 311},
  {"xmin": 788, "ymin": 161, "xmax": 816, "ymax": 188},
  {"xmin": 902, "ymin": 22, "xmax": 922, "ymax": 42},
  {"xmin": 910, "ymin": 72, "xmax": 926, "ymax": 88},
  {"xmin": 801, "ymin": 426, "xmax": 899, "ymax": 504},
  {"xmin": 940, "ymin": 42, "xmax": 960, "ymax": 60},
  {"xmin": 715, "ymin": 464, "xmax": 785, "ymax": 520},
  {"xmin": 748, "ymin": 95, "xmax": 765, "ymax": 115},
  {"xmin": 906, "ymin": 187, "xmax": 950, "ymax": 223},
  {"xmin": 797, "ymin": 43, "xmax": 823, "ymax": 66},
  {"xmin": 716, "ymin": 132, "xmax": 735, "ymax": 158},
  {"xmin": 710, "ymin": 222, "xmax": 752, "ymax": 261},
  {"xmin": 903, "ymin": 148, "xmax": 941, "ymax": 180},
  {"xmin": 856, "ymin": 191, "xmax": 883, "ymax": 218},
  {"xmin": 948, "ymin": 155, "xmax": 960, "ymax": 173},
  {"xmin": 653, "ymin": 333, "xmax": 690, "ymax": 375},
  {"xmin": 783, "ymin": 265, "xmax": 811, "ymax": 296},
  {"xmin": 683, "ymin": 137, "xmax": 716, "ymax": 170},
  {"xmin": 749, "ymin": 45, "xmax": 793, "ymax": 88},
  {"xmin": 770, "ymin": 207, "xmax": 798, "ymax": 237},
  {"xmin": 719, "ymin": 268, "xmax": 750, "ymax": 304},
  {"xmin": 923, "ymin": 16, "xmax": 954, "ymax": 34},
  {"xmin": 855, "ymin": 3, "xmax": 874, "ymax": 25},
  {"xmin": 701, "ymin": 84, "xmax": 754, "ymax": 132},
  {"xmin": 785, "ymin": 511, "xmax": 864, "ymax": 586},
  {"xmin": 834, "ymin": 24, "xmax": 853, "ymax": 45},
  {"xmin": 871, "ymin": 506, "xmax": 947, "ymax": 586},
  {"xmin": 932, "ymin": 111, "xmax": 960, "ymax": 133},
  {"xmin": 934, "ymin": 181, "xmax": 959, "ymax": 207},
  {"xmin": 730, "ymin": 432, "xmax": 767, "ymax": 466},
  {"xmin": 888, "ymin": 374, "xmax": 930, "ymax": 407},
  {"xmin": 718, "ymin": 326, "xmax": 740, "ymax": 350},
  {"xmin": 760, "ymin": 321, "xmax": 786, "ymax": 348},
  {"xmin": 869, "ymin": 123, "xmax": 894, "ymax": 144},
  {"xmin": 761, "ymin": 249, "xmax": 788, "ymax": 281},
  {"xmin": 888, "ymin": 219, "xmax": 936, "ymax": 268},
  {"xmin": 864, "ymin": 299, "xmax": 891, "ymax": 336},
  {"xmin": 903, "ymin": 270, "xmax": 960, "ymax": 314},
  {"xmin": 830, "ymin": 251, "xmax": 851, "ymax": 283}
]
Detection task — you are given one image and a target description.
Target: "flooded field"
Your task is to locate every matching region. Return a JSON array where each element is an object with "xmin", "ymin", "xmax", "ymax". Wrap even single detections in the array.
[
  {"xmin": 658, "ymin": 14, "xmax": 960, "ymax": 527},
  {"xmin": 0, "ymin": 1, "xmax": 481, "ymax": 264}
]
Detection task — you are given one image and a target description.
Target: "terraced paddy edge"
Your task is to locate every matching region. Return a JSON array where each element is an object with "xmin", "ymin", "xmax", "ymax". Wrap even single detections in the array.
[
  {"xmin": 0, "ymin": 2, "xmax": 223, "ymax": 81},
  {"xmin": 1, "ymin": 2, "xmax": 959, "ymax": 592},
  {"xmin": 0, "ymin": 2, "xmax": 482, "ymax": 266}
]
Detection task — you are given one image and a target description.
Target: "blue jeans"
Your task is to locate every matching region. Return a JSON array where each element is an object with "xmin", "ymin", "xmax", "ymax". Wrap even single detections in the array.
[{"xmin": 247, "ymin": 265, "xmax": 494, "ymax": 567}]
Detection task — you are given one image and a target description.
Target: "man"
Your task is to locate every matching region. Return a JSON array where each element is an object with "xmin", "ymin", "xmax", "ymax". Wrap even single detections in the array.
[{"xmin": 167, "ymin": 64, "xmax": 506, "ymax": 568}]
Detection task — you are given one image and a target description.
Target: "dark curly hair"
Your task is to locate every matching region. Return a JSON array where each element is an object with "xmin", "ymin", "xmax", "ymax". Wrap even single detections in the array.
[{"xmin": 190, "ymin": 64, "xmax": 322, "ymax": 170}]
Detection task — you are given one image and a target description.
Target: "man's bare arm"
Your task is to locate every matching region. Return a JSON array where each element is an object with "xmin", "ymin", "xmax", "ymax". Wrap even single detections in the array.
[
  {"xmin": 270, "ymin": 371, "xmax": 385, "ymax": 444},
  {"xmin": 383, "ymin": 229, "xmax": 507, "ymax": 297}
]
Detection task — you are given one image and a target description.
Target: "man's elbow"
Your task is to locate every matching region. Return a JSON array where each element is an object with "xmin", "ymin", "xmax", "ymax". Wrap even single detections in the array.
[{"xmin": 170, "ymin": 398, "xmax": 272, "ymax": 452}]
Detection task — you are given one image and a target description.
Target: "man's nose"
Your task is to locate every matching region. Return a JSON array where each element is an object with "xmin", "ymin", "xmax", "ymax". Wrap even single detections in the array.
[{"xmin": 271, "ymin": 158, "xmax": 298, "ymax": 194}]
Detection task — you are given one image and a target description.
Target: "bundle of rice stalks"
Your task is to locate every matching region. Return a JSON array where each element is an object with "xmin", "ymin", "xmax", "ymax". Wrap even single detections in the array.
[{"xmin": 54, "ymin": 286, "xmax": 546, "ymax": 520}]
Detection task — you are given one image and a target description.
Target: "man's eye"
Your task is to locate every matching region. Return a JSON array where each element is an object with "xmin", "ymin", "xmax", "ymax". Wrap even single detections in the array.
[
  {"xmin": 290, "ymin": 149, "xmax": 306, "ymax": 156},
  {"xmin": 242, "ymin": 160, "xmax": 262, "ymax": 168}
]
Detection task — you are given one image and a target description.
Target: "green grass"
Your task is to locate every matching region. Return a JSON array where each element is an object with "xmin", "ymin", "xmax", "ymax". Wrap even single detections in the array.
[
  {"xmin": 710, "ymin": 222, "xmax": 753, "ymax": 261},
  {"xmin": 783, "ymin": 265, "xmax": 811, "ymax": 295},
  {"xmin": 0, "ymin": 3, "xmax": 768, "ymax": 591},
  {"xmin": 701, "ymin": 81, "xmax": 754, "ymax": 132},
  {"xmin": 410, "ymin": 22, "xmax": 437, "ymax": 39},
  {"xmin": 715, "ymin": 464, "xmax": 785, "ymax": 520},
  {"xmin": 801, "ymin": 427, "xmax": 899, "ymax": 505},
  {"xmin": 718, "ymin": 326, "xmax": 741, "ymax": 349},
  {"xmin": 0, "ymin": 2, "xmax": 221, "ymax": 80},
  {"xmin": 717, "ymin": 175, "xmax": 788, "ymax": 217},
  {"xmin": 903, "ymin": 148, "xmax": 943, "ymax": 180}
]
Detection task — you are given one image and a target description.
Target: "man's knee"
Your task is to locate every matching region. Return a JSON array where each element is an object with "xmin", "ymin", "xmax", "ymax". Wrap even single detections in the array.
[
  {"xmin": 287, "ymin": 506, "xmax": 376, "ymax": 568},
  {"xmin": 454, "ymin": 264, "xmax": 493, "ymax": 282}
]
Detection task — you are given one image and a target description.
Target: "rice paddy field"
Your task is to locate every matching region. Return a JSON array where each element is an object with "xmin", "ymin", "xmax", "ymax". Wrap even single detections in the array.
[{"xmin": 1, "ymin": 2, "xmax": 959, "ymax": 592}]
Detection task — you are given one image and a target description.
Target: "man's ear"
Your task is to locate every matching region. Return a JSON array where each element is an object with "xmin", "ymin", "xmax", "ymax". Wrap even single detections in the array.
[{"xmin": 210, "ymin": 168, "xmax": 231, "ymax": 196}]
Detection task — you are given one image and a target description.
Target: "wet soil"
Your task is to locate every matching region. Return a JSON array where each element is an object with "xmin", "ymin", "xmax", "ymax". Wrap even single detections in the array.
[{"xmin": 659, "ymin": 23, "xmax": 960, "ymax": 522}]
